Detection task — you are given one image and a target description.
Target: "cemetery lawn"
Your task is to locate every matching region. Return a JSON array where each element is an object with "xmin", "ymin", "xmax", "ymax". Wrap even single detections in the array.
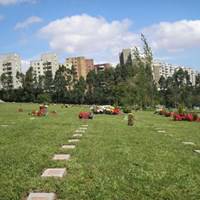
[{"xmin": 0, "ymin": 103, "xmax": 200, "ymax": 200}]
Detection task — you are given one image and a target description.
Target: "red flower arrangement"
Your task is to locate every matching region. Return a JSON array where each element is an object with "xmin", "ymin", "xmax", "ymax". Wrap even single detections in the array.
[{"xmin": 156, "ymin": 109, "xmax": 200, "ymax": 122}]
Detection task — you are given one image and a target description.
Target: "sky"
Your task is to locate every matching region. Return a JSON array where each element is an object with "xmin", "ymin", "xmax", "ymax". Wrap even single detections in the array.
[{"xmin": 0, "ymin": 0, "xmax": 200, "ymax": 72}]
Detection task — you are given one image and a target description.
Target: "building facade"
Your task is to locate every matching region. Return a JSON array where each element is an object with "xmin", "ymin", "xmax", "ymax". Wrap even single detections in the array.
[
  {"xmin": 94, "ymin": 63, "xmax": 112, "ymax": 72},
  {"xmin": 31, "ymin": 53, "xmax": 59, "ymax": 80},
  {"xmin": 0, "ymin": 53, "xmax": 22, "ymax": 89},
  {"xmin": 65, "ymin": 57, "xmax": 94, "ymax": 79},
  {"xmin": 119, "ymin": 48, "xmax": 144, "ymax": 65},
  {"xmin": 153, "ymin": 60, "xmax": 198, "ymax": 86},
  {"xmin": 119, "ymin": 48, "xmax": 132, "ymax": 65}
]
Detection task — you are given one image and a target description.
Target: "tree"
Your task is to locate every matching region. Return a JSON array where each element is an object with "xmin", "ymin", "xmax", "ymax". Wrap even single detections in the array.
[
  {"xmin": 44, "ymin": 70, "xmax": 54, "ymax": 94},
  {"xmin": 72, "ymin": 76, "xmax": 86, "ymax": 104},
  {"xmin": 23, "ymin": 67, "xmax": 36, "ymax": 102},
  {"xmin": 53, "ymin": 65, "xmax": 68, "ymax": 103}
]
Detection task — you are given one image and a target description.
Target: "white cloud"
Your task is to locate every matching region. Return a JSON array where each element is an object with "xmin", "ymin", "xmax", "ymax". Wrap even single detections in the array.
[
  {"xmin": 34, "ymin": 16, "xmax": 200, "ymax": 65},
  {"xmin": 39, "ymin": 14, "xmax": 139, "ymax": 63},
  {"xmin": 15, "ymin": 16, "xmax": 43, "ymax": 30},
  {"xmin": 0, "ymin": 0, "xmax": 36, "ymax": 6},
  {"xmin": 143, "ymin": 20, "xmax": 200, "ymax": 52}
]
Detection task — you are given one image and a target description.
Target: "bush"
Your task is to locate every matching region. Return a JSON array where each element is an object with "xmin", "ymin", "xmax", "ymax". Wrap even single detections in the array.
[
  {"xmin": 123, "ymin": 106, "xmax": 132, "ymax": 113},
  {"xmin": 192, "ymin": 113, "xmax": 198, "ymax": 121},
  {"xmin": 178, "ymin": 104, "xmax": 185, "ymax": 114},
  {"xmin": 128, "ymin": 113, "xmax": 134, "ymax": 126},
  {"xmin": 37, "ymin": 93, "xmax": 51, "ymax": 104}
]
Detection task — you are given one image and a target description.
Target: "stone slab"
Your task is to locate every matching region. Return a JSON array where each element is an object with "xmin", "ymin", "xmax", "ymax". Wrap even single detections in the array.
[
  {"xmin": 41, "ymin": 168, "xmax": 66, "ymax": 178},
  {"xmin": 194, "ymin": 150, "xmax": 200, "ymax": 154},
  {"xmin": 72, "ymin": 134, "xmax": 83, "ymax": 138},
  {"xmin": 182, "ymin": 142, "xmax": 195, "ymax": 146},
  {"xmin": 157, "ymin": 130, "xmax": 166, "ymax": 133},
  {"xmin": 68, "ymin": 139, "xmax": 80, "ymax": 143},
  {"xmin": 27, "ymin": 193, "xmax": 56, "ymax": 200},
  {"xmin": 75, "ymin": 130, "xmax": 85, "ymax": 133},
  {"xmin": 79, "ymin": 127, "xmax": 87, "ymax": 130},
  {"xmin": 62, "ymin": 145, "xmax": 76, "ymax": 149},
  {"xmin": 0, "ymin": 125, "xmax": 8, "ymax": 127},
  {"xmin": 81, "ymin": 125, "xmax": 88, "ymax": 127},
  {"xmin": 52, "ymin": 154, "xmax": 70, "ymax": 161}
]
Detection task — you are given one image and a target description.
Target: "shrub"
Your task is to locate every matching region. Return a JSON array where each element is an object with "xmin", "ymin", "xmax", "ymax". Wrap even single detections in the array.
[
  {"xmin": 128, "ymin": 113, "xmax": 134, "ymax": 126},
  {"xmin": 37, "ymin": 93, "xmax": 51, "ymax": 104},
  {"xmin": 123, "ymin": 106, "xmax": 132, "ymax": 113},
  {"xmin": 192, "ymin": 113, "xmax": 198, "ymax": 121},
  {"xmin": 178, "ymin": 104, "xmax": 185, "ymax": 114}
]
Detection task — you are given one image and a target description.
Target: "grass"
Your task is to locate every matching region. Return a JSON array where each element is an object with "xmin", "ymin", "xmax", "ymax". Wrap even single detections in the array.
[{"xmin": 0, "ymin": 103, "xmax": 200, "ymax": 200}]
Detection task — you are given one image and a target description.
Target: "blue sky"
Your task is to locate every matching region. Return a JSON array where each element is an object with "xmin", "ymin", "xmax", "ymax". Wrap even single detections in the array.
[{"xmin": 0, "ymin": 0, "xmax": 200, "ymax": 71}]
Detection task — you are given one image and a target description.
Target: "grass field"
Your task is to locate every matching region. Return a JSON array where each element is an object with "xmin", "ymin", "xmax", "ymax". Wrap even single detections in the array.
[{"xmin": 0, "ymin": 103, "xmax": 200, "ymax": 200}]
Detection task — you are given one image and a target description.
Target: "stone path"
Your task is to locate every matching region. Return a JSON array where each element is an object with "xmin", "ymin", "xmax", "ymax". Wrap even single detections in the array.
[
  {"xmin": 72, "ymin": 133, "xmax": 83, "ymax": 138},
  {"xmin": 157, "ymin": 130, "xmax": 166, "ymax": 133},
  {"xmin": 0, "ymin": 124, "xmax": 9, "ymax": 127},
  {"xmin": 68, "ymin": 139, "xmax": 80, "ymax": 143},
  {"xmin": 182, "ymin": 142, "xmax": 195, "ymax": 146},
  {"xmin": 27, "ymin": 192, "xmax": 56, "ymax": 200},
  {"xmin": 52, "ymin": 154, "xmax": 70, "ymax": 161},
  {"xmin": 41, "ymin": 168, "xmax": 66, "ymax": 178},
  {"xmin": 26, "ymin": 124, "xmax": 88, "ymax": 199},
  {"xmin": 62, "ymin": 144, "xmax": 76, "ymax": 149},
  {"xmin": 194, "ymin": 150, "xmax": 200, "ymax": 154},
  {"xmin": 81, "ymin": 125, "xmax": 88, "ymax": 127},
  {"xmin": 75, "ymin": 129, "xmax": 85, "ymax": 133}
]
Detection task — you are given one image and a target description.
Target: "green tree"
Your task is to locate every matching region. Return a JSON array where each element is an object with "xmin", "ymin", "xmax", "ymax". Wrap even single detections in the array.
[
  {"xmin": 53, "ymin": 65, "xmax": 68, "ymax": 103},
  {"xmin": 72, "ymin": 76, "xmax": 86, "ymax": 104}
]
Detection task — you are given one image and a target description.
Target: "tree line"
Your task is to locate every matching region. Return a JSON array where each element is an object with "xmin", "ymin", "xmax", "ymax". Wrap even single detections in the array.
[{"xmin": 0, "ymin": 35, "xmax": 200, "ymax": 109}]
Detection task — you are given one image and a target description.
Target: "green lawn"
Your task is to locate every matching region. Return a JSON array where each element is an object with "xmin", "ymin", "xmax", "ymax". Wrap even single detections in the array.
[{"xmin": 0, "ymin": 103, "xmax": 200, "ymax": 200}]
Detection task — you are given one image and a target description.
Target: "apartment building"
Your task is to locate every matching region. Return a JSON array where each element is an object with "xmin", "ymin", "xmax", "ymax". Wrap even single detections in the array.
[
  {"xmin": 154, "ymin": 61, "xmax": 198, "ymax": 86},
  {"xmin": 0, "ymin": 53, "xmax": 22, "ymax": 89},
  {"xmin": 94, "ymin": 63, "xmax": 112, "ymax": 72},
  {"xmin": 31, "ymin": 53, "xmax": 59, "ymax": 80},
  {"xmin": 65, "ymin": 57, "xmax": 94, "ymax": 79},
  {"xmin": 119, "ymin": 48, "xmax": 132, "ymax": 65},
  {"xmin": 119, "ymin": 48, "xmax": 145, "ymax": 65}
]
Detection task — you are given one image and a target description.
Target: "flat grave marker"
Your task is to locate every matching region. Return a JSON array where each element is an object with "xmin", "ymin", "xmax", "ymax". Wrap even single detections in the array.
[
  {"xmin": 52, "ymin": 154, "xmax": 70, "ymax": 161},
  {"xmin": 194, "ymin": 150, "xmax": 200, "ymax": 154},
  {"xmin": 72, "ymin": 134, "xmax": 83, "ymax": 138},
  {"xmin": 81, "ymin": 125, "xmax": 88, "ymax": 127},
  {"xmin": 0, "ymin": 124, "xmax": 9, "ymax": 127},
  {"xmin": 41, "ymin": 168, "xmax": 66, "ymax": 178},
  {"xmin": 75, "ymin": 130, "xmax": 85, "ymax": 133},
  {"xmin": 157, "ymin": 130, "xmax": 166, "ymax": 133},
  {"xmin": 182, "ymin": 142, "xmax": 195, "ymax": 146},
  {"xmin": 62, "ymin": 144, "xmax": 76, "ymax": 149},
  {"xmin": 79, "ymin": 127, "xmax": 87, "ymax": 130},
  {"xmin": 68, "ymin": 139, "xmax": 80, "ymax": 143},
  {"xmin": 26, "ymin": 193, "xmax": 56, "ymax": 200}
]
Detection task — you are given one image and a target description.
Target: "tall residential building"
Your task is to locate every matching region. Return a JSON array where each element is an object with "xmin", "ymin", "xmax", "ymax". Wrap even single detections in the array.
[
  {"xmin": 119, "ymin": 48, "xmax": 132, "ymax": 65},
  {"xmin": 154, "ymin": 60, "xmax": 198, "ymax": 86},
  {"xmin": 152, "ymin": 61, "xmax": 161, "ymax": 84},
  {"xmin": 119, "ymin": 48, "xmax": 199, "ymax": 86},
  {"xmin": 65, "ymin": 57, "xmax": 94, "ymax": 79},
  {"xmin": 31, "ymin": 53, "xmax": 59, "ymax": 80},
  {"xmin": 94, "ymin": 63, "xmax": 112, "ymax": 72},
  {"xmin": 119, "ymin": 48, "xmax": 144, "ymax": 65},
  {"xmin": 0, "ymin": 53, "xmax": 22, "ymax": 89}
]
